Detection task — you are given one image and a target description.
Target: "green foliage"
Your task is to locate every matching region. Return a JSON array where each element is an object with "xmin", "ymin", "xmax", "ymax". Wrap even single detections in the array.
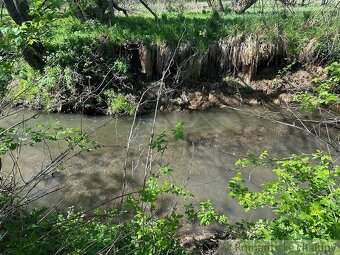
[
  {"xmin": 150, "ymin": 130, "xmax": 168, "ymax": 152},
  {"xmin": 124, "ymin": 169, "xmax": 192, "ymax": 254},
  {"xmin": 294, "ymin": 62, "xmax": 340, "ymax": 112},
  {"xmin": 172, "ymin": 121, "xmax": 185, "ymax": 141},
  {"xmin": 0, "ymin": 56, "xmax": 12, "ymax": 94},
  {"xmin": 44, "ymin": 9, "xmax": 339, "ymax": 54},
  {"xmin": 0, "ymin": 0, "xmax": 58, "ymax": 53},
  {"xmin": 185, "ymin": 200, "xmax": 228, "ymax": 227},
  {"xmin": 0, "ymin": 26, "xmax": 22, "ymax": 95},
  {"xmin": 46, "ymin": 19, "xmax": 121, "ymax": 77},
  {"xmin": 273, "ymin": 62, "xmax": 296, "ymax": 87},
  {"xmin": 315, "ymin": 33, "xmax": 340, "ymax": 64},
  {"xmin": 229, "ymin": 151, "xmax": 340, "ymax": 239},
  {"xmin": 104, "ymin": 89, "xmax": 135, "ymax": 115},
  {"xmin": 159, "ymin": 165, "xmax": 173, "ymax": 175},
  {"xmin": 235, "ymin": 150, "xmax": 269, "ymax": 168},
  {"xmin": 9, "ymin": 64, "xmax": 78, "ymax": 111},
  {"xmin": 0, "ymin": 0, "xmax": 59, "ymax": 89},
  {"xmin": 197, "ymin": 200, "xmax": 228, "ymax": 226},
  {"xmin": 0, "ymin": 122, "xmax": 99, "ymax": 156},
  {"xmin": 113, "ymin": 57, "xmax": 129, "ymax": 75},
  {"xmin": 150, "ymin": 121, "xmax": 185, "ymax": 153},
  {"xmin": 0, "ymin": 207, "xmax": 120, "ymax": 255}
]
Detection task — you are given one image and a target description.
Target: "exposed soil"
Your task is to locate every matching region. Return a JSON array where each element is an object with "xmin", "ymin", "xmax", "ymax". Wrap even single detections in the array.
[
  {"xmin": 181, "ymin": 232, "xmax": 230, "ymax": 255},
  {"xmin": 141, "ymin": 65, "xmax": 328, "ymax": 114}
]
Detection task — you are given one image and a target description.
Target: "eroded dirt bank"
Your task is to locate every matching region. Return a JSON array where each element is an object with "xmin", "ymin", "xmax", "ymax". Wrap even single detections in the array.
[
  {"xmin": 83, "ymin": 36, "xmax": 332, "ymax": 114},
  {"xmin": 132, "ymin": 35, "xmax": 329, "ymax": 113},
  {"xmin": 143, "ymin": 65, "xmax": 327, "ymax": 113}
]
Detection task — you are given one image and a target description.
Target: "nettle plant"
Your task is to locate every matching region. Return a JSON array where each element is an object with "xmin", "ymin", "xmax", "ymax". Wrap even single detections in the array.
[{"xmin": 229, "ymin": 151, "xmax": 340, "ymax": 239}]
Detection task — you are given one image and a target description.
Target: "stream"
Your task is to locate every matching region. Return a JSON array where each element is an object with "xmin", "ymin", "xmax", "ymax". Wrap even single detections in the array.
[{"xmin": 1, "ymin": 106, "xmax": 334, "ymax": 226}]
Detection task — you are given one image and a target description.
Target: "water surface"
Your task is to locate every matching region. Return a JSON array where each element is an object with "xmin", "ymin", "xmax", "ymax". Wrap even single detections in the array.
[{"xmin": 1, "ymin": 106, "xmax": 332, "ymax": 224}]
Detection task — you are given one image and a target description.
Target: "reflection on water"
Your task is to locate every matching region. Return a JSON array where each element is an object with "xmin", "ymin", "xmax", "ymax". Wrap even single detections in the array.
[{"xmin": 0, "ymin": 107, "xmax": 332, "ymax": 223}]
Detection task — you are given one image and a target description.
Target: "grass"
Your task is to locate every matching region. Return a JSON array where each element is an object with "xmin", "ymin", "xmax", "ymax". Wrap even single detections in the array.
[
  {"xmin": 46, "ymin": 7, "xmax": 339, "ymax": 56},
  {"xmin": 1, "ymin": 2, "xmax": 339, "ymax": 56},
  {"xmin": 115, "ymin": 0, "xmax": 338, "ymax": 16}
]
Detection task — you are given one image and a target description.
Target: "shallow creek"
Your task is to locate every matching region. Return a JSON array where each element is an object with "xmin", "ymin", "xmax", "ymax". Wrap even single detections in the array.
[{"xmin": 1, "ymin": 106, "xmax": 332, "ymax": 225}]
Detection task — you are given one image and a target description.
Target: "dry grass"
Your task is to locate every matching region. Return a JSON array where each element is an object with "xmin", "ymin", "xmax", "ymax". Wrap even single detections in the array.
[{"xmin": 142, "ymin": 34, "xmax": 289, "ymax": 82}]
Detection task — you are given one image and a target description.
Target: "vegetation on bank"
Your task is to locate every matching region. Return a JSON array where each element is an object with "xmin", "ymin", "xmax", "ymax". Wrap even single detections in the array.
[
  {"xmin": 47, "ymin": 10, "xmax": 339, "ymax": 53},
  {"xmin": 1, "ymin": 0, "xmax": 339, "ymax": 114}
]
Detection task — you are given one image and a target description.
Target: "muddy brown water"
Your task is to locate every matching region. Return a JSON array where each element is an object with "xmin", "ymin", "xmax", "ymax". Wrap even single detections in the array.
[{"xmin": 0, "ymin": 106, "xmax": 334, "ymax": 226}]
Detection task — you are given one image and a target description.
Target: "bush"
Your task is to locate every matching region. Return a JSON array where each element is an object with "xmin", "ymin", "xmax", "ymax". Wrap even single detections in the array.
[
  {"xmin": 229, "ymin": 151, "xmax": 340, "ymax": 239},
  {"xmin": 294, "ymin": 62, "xmax": 340, "ymax": 112},
  {"xmin": 9, "ymin": 64, "xmax": 80, "ymax": 111}
]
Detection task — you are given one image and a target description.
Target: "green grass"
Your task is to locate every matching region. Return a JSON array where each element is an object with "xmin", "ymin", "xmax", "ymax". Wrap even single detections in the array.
[
  {"xmin": 113, "ymin": 0, "xmax": 338, "ymax": 16},
  {"xmin": 47, "ymin": 8, "xmax": 339, "ymax": 56},
  {"xmin": 2, "ymin": 2, "xmax": 339, "ymax": 56}
]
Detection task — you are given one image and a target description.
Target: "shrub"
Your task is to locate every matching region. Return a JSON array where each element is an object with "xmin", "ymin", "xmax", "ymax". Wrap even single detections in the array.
[
  {"xmin": 229, "ymin": 151, "xmax": 340, "ymax": 239},
  {"xmin": 9, "ymin": 64, "xmax": 79, "ymax": 111},
  {"xmin": 294, "ymin": 62, "xmax": 340, "ymax": 112}
]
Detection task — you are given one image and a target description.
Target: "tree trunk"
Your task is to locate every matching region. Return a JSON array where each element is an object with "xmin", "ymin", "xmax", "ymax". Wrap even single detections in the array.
[
  {"xmin": 107, "ymin": 0, "xmax": 114, "ymax": 17},
  {"xmin": 232, "ymin": 0, "xmax": 257, "ymax": 13},
  {"xmin": 4, "ymin": 0, "xmax": 45, "ymax": 70},
  {"xmin": 106, "ymin": 0, "xmax": 115, "ymax": 25},
  {"xmin": 1, "ymin": 1, "xmax": 4, "ymax": 21},
  {"xmin": 22, "ymin": 41, "xmax": 45, "ymax": 71},
  {"xmin": 3, "ymin": 0, "xmax": 30, "ymax": 24},
  {"xmin": 112, "ymin": 1, "xmax": 128, "ymax": 16},
  {"xmin": 217, "ymin": 0, "xmax": 225, "ymax": 11}
]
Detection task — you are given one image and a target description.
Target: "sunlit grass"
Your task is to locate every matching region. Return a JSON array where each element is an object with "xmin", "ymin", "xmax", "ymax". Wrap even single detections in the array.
[{"xmin": 47, "ymin": 7, "xmax": 339, "ymax": 58}]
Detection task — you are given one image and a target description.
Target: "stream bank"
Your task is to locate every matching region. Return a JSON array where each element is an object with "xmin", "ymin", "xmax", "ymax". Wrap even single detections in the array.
[
  {"xmin": 9, "ymin": 62, "xmax": 329, "ymax": 115},
  {"xmin": 7, "ymin": 31, "xmax": 336, "ymax": 115},
  {"xmin": 148, "ymin": 65, "xmax": 327, "ymax": 113}
]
